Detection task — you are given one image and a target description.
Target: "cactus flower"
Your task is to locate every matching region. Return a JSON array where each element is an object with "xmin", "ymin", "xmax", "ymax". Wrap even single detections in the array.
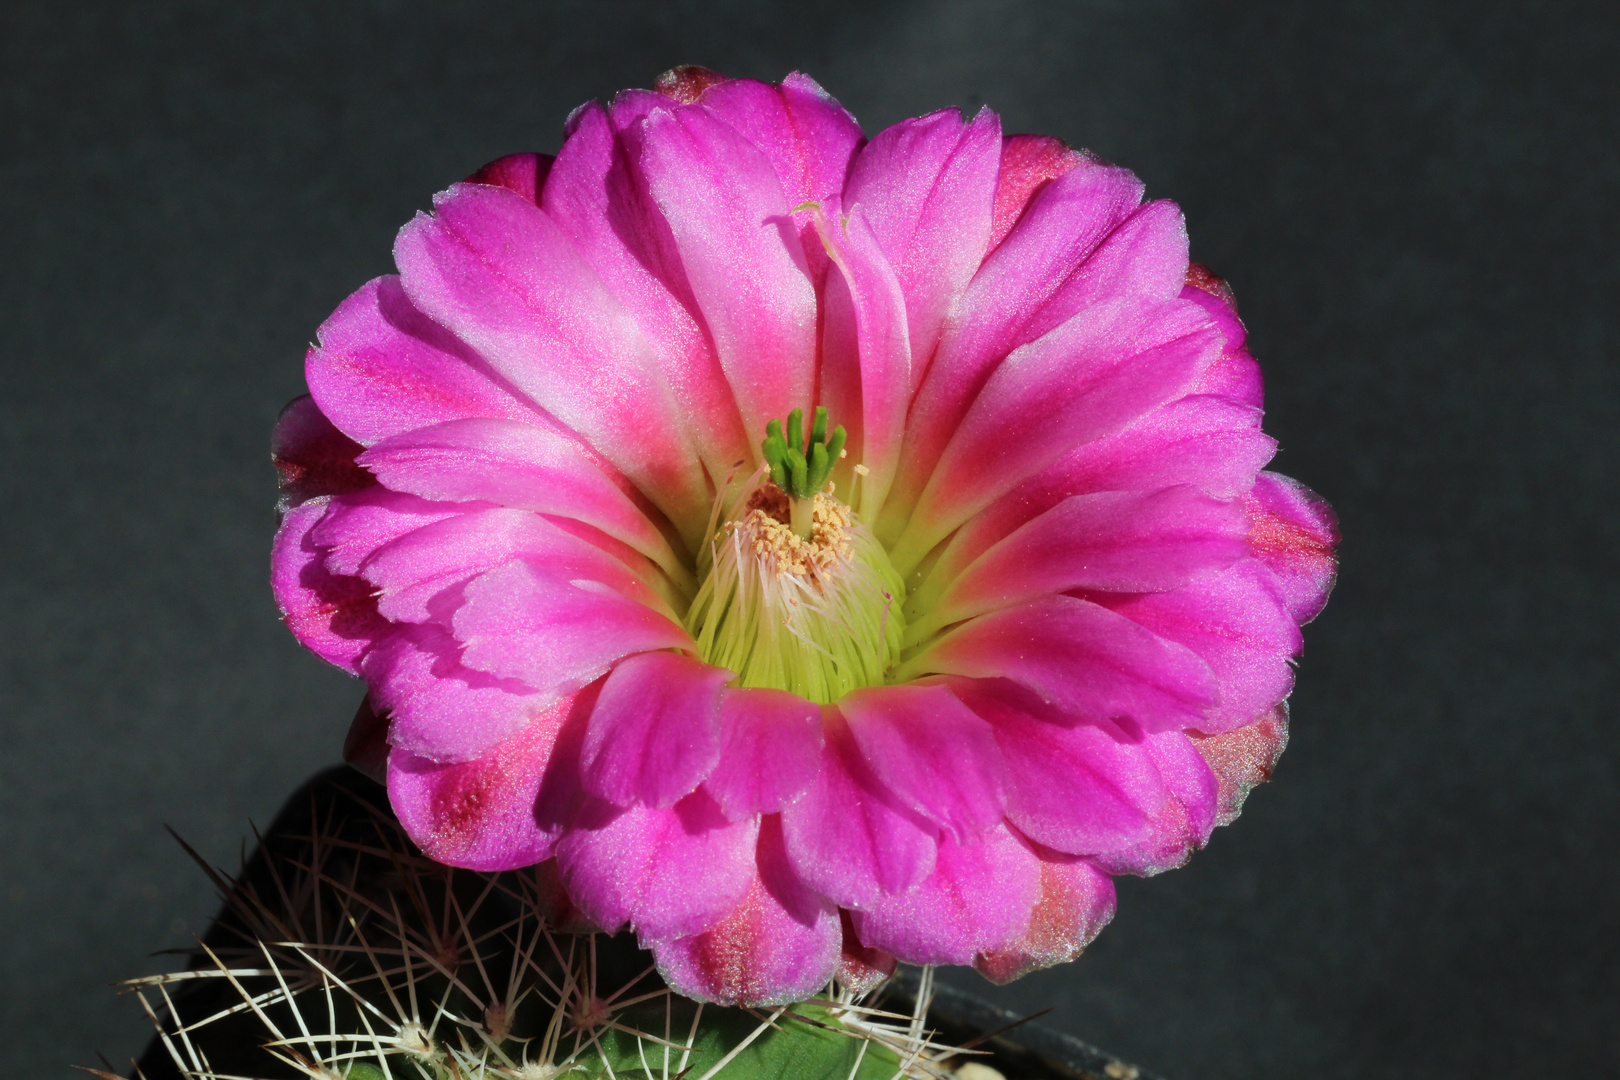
[{"xmin": 271, "ymin": 67, "xmax": 1337, "ymax": 1006}]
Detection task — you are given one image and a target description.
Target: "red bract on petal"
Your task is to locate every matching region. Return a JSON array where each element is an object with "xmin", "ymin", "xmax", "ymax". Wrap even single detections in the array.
[{"xmin": 271, "ymin": 69, "xmax": 1337, "ymax": 1006}]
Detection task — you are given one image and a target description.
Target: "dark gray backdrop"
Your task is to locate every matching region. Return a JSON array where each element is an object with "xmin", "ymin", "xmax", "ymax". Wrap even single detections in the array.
[{"xmin": 4, "ymin": 2, "xmax": 1616, "ymax": 1076}]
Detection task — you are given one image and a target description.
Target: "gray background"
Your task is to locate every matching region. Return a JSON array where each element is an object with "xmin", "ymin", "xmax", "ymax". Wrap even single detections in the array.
[{"xmin": 3, "ymin": 1, "xmax": 1616, "ymax": 1076}]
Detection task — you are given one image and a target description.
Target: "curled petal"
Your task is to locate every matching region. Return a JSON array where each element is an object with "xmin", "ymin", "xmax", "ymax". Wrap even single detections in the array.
[
  {"xmin": 272, "ymin": 395, "xmax": 372, "ymax": 511},
  {"xmin": 703, "ymin": 688, "xmax": 823, "ymax": 819},
  {"xmin": 581, "ymin": 651, "xmax": 729, "ymax": 808},
  {"xmin": 387, "ymin": 687, "xmax": 591, "ymax": 870},
  {"xmin": 988, "ymin": 135, "xmax": 1087, "ymax": 250},
  {"xmin": 465, "ymin": 151, "xmax": 553, "ymax": 204},
  {"xmin": 834, "ymin": 910, "xmax": 897, "ymax": 993},
  {"xmin": 1246, "ymin": 470, "xmax": 1340, "ymax": 624},
  {"xmin": 974, "ymin": 850, "xmax": 1115, "ymax": 984},
  {"xmin": 557, "ymin": 789, "xmax": 758, "ymax": 940},
  {"xmin": 270, "ymin": 497, "xmax": 390, "ymax": 674},
  {"xmin": 650, "ymin": 816, "xmax": 842, "ymax": 1006},
  {"xmin": 851, "ymin": 823, "xmax": 1040, "ymax": 966},
  {"xmin": 1091, "ymin": 731, "xmax": 1220, "ymax": 877},
  {"xmin": 1190, "ymin": 704, "xmax": 1289, "ymax": 827}
]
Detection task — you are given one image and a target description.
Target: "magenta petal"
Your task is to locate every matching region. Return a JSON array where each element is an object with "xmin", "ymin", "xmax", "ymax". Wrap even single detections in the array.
[
  {"xmin": 270, "ymin": 497, "xmax": 390, "ymax": 674},
  {"xmin": 924, "ymin": 486, "xmax": 1251, "ymax": 631},
  {"xmin": 1190, "ymin": 704, "xmax": 1289, "ymax": 828},
  {"xmin": 988, "ymin": 135, "xmax": 1087, "ymax": 250},
  {"xmin": 954, "ymin": 679, "xmax": 1161, "ymax": 855},
  {"xmin": 650, "ymin": 816, "xmax": 842, "ymax": 1006},
  {"xmin": 839, "ymin": 684, "xmax": 1007, "ymax": 843},
  {"xmin": 907, "ymin": 595, "xmax": 1217, "ymax": 732},
  {"xmin": 695, "ymin": 73, "xmax": 864, "ymax": 209},
  {"xmin": 1246, "ymin": 470, "xmax": 1340, "ymax": 624},
  {"xmin": 638, "ymin": 104, "xmax": 818, "ymax": 443},
  {"xmin": 974, "ymin": 850, "xmax": 1115, "ymax": 984},
  {"xmin": 835, "ymin": 910, "xmax": 898, "ymax": 993},
  {"xmin": 581, "ymin": 651, "xmax": 728, "ymax": 808},
  {"xmin": 394, "ymin": 181, "xmax": 709, "ymax": 531},
  {"xmin": 387, "ymin": 689, "xmax": 590, "ymax": 871},
  {"xmin": 1092, "ymin": 730, "xmax": 1219, "ymax": 876},
  {"xmin": 465, "ymin": 151, "xmax": 553, "ymax": 204},
  {"xmin": 358, "ymin": 418, "xmax": 679, "ymax": 571},
  {"xmin": 1101, "ymin": 559, "xmax": 1300, "ymax": 734},
  {"xmin": 843, "ymin": 107, "xmax": 1001, "ymax": 383},
  {"xmin": 815, "ymin": 206, "xmax": 912, "ymax": 517},
  {"xmin": 895, "ymin": 298, "xmax": 1222, "ymax": 566},
  {"xmin": 704, "ymin": 688, "xmax": 823, "ymax": 819},
  {"xmin": 271, "ymin": 396, "xmax": 372, "ymax": 511},
  {"xmin": 362, "ymin": 621, "xmax": 548, "ymax": 762},
  {"xmin": 451, "ymin": 558, "xmax": 689, "ymax": 692},
  {"xmin": 310, "ymin": 486, "xmax": 466, "ymax": 578},
  {"xmin": 851, "ymin": 823, "xmax": 1041, "ymax": 966},
  {"xmin": 557, "ymin": 788, "xmax": 758, "ymax": 939},
  {"xmin": 780, "ymin": 711, "xmax": 938, "ymax": 909},
  {"xmin": 307, "ymin": 275, "xmax": 544, "ymax": 447}
]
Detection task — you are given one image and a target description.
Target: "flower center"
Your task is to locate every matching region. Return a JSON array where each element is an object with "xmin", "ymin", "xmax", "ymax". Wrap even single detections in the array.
[{"xmin": 685, "ymin": 412, "xmax": 904, "ymax": 704}]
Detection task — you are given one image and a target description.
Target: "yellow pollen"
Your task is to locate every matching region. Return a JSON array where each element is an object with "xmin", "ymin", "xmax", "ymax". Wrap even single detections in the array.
[{"xmin": 729, "ymin": 485, "xmax": 852, "ymax": 578}]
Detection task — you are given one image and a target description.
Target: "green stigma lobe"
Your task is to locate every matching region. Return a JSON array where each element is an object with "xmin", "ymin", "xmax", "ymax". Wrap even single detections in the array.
[{"xmin": 760, "ymin": 408, "xmax": 846, "ymax": 500}]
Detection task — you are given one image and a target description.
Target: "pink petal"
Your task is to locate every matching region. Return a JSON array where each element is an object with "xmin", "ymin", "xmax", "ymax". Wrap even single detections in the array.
[
  {"xmin": 342, "ymin": 697, "xmax": 390, "ymax": 784},
  {"xmin": 270, "ymin": 497, "xmax": 390, "ymax": 674},
  {"xmin": 387, "ymin": 687, "xmax": 592, "ymax": 870},
  {"xmin": 306, "ymin": 275, "xmax": 545, "ymax": 447},
  {"xmin": 271, "ymin": 396, "xmax": 372, "ymax": 511},
  {"xmin": 839, "ymin": 684, "xmax": 1007, "ymax": 843},
  {"xmin": 359, "ymin": 508, "xmax": 665, "ymax": 626},
  {"xmin": 394, "ymin": 181, "xmax": 710, "ymax": 533},
  {"xmin": 850, "ymin": 823, "xmax": 1041, "ymax": 966},
  {"xmin": 894, "ymin": 298, "xmax": 1222, "ymax": 568},
  {"xmin": 815, "ymin": 206, "xmax": 912, "ymax": 517},
  {"xmin": 694, "ymin": 73, "xmax": 864, "ymax": 209},
  {"xmin": 1246, "ymin": 470, "xmax": 1340, "ymax": 624},
  {"xmin": 581, "ymin": 651, "xmax": 729, "ymax": 808},
  {"xmin": 1091, "ymin": 730, "xmax": 1219, "ymax": 877},
  {"xmin": 544, "ymin": 103, "xmax": 749, "ymax": 483},
  {"xmin": 310, "ymin": 486, "xmax": 467, "ymax": 578},
  {"xmin": 1100, "ymin": 559, "xmax": 1301, "ymax": 734},
  {"xmin": 780, "ymin": 711, "xmax": 938, "ymax": 909},
  {"xmin": 465, "ymin": 151, "xmax": 554, "ymax": 204},
  {"xmin": 362, "ymin": 621, "xmax": 550, "ymax": 762},
  {"xmin": 451, "ymin": 558, "xmax": 689, "ymax": 693},
  {"xmin": 358, "ymin": 417, "xmax": 680, "ymax": 572},
  {"xmin": 557, "ymin": 788, "xmax": 759, "ymax": 939},
  {"xmin": 1190, "ymin": 703, "xmax": 1289, "ymax": 828},
  {"xmin": 988, "ymin": 135, "xmax": 1087, "ymax": 250},
  {"xmin": 842, "ymin": 107, "xmax": 1001, "ymax": 385},
  {"xmin": 953, "ymin": 678, "xmax": 1161, "ymax": 855},
  {"xmin": 973, "ymin": 850, "xmax": 1115, "ymax": 983},
  {"xmin": 901, "ymin": 594, "xmax": 1217, "ymax": 733},
  {"xmin": 650, "ymin": 816, "xmax": 842, "ymax": 1006},
  {"xmin": 637, "ymin": 104, "xmax": 818, "ymax": 445},
  {"xmin": 703, "ymin": 688, "xmax": 823, "ymax": 819},
  {"xmin": 919, "ymin": 486, "xmax": 1251, "ymax": 633}
]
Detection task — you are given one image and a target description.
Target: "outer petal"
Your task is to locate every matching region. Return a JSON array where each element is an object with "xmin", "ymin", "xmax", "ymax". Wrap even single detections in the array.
[
  {"xmin": 466, "ymin": 151, "xmax": 553, "ymax": 204},
  {"xmin": 581, "ymin": 651, "xmax": 729, "ymax": 808},
  {"xmin": 270, "ymin": 497, "xmax": 390, "ymax": 674},
  {"xmin": 271, "ymin": 396, "xmax": 372, "ymax": 511},
  {"xmin": 1190, "ymin": 704, "xmax": 1289, "ymax": 828},
  {"xmin": 839, "ymin": 684, "xmax": 1007, "ymax": 843},
  {"xmin": 557, "ymin": 789, "xmax": 759, "ymax": 940},
  {"xmin": 952, "ymin": 679, "xmax": 1162, "ymax": 856},
  {"xmin": 650, "ymin": 816, "xmax": 842, "ymax": 1006},
  {"xmin": 1099, "ymin": 559, "xmax": 1300, "ymax": 734},
  {"xmin": 911, "ymin": 486, "xmax": 1251, "ymax": 636},
  {"xmin": 307, "ymin": 275, "xmax": 544, "ymax": 447},
  {"xmin": 892, "ymin": 298, "xmax": 1222, "ymax": 570},
  {"xmin": 780, "ymin": 711, "xmax": 938, "ymax": 909},
  {"xmin": 974, "ymin": 850, "xmax": 1115, "ymax": 984},
  {"xmin": 309, "ymin": 486, "xmax": 465, "ymax": 577},
  {"xmin": 834, "ymin": 911, "xmax": 897, "ymax": 993},
  {"xmin": 1246, "ymin": 470, "xmax": 1340, "ymax": 624},
  {"xmin": 850, "ymin": 823, "xmax": 1040, "ymax": 966},
  {"xmin": 358, "ymin": 417, "xmax": 682, "ymax": 575},
  {"xmin": 988, "ymin": 135, "xmax": 1087, "ymax": 250},
  {"xmin": 898, "ymin": 595, "xmax": 1217, "ymax": 733},
  {"xmin": 386, "ymin": 686, "xmax": 591, "ymax": 870},
  {"xmin": 395, "ymin": 181, "xmax": 709, "ymax": 533},
  {"xmin": 1091, "ymin": 730, "xmax": 1219, "ymax": 877},
  {"xmin": 842, "ymin": 107, "xmax": 1001, "ymax": 382},
  {"xmin": 638, "ymin": 104, "xmax": 818, "ymax": 446},
  {"xmin": 703, "ymin": 688, "xmax": 824, "ymax": 819},
  {"xmin": 362, "ymin": 621, "xmax": 549, "ymax": 762},
  {"xmin": 451, "ymin": 558, "xmax": 689, "ymax": 693}
]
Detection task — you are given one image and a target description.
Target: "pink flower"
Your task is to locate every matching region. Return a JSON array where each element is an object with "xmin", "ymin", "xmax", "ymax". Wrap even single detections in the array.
[{"xmin": 272, "ymin": 67, "xmax": 1337, "ymax": 1006}]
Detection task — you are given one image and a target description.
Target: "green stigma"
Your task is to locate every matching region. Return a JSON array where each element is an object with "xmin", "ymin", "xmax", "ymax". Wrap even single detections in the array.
[{"xmin": 763, "ymin": 407, "xmax": 846, "ymax": 496}]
